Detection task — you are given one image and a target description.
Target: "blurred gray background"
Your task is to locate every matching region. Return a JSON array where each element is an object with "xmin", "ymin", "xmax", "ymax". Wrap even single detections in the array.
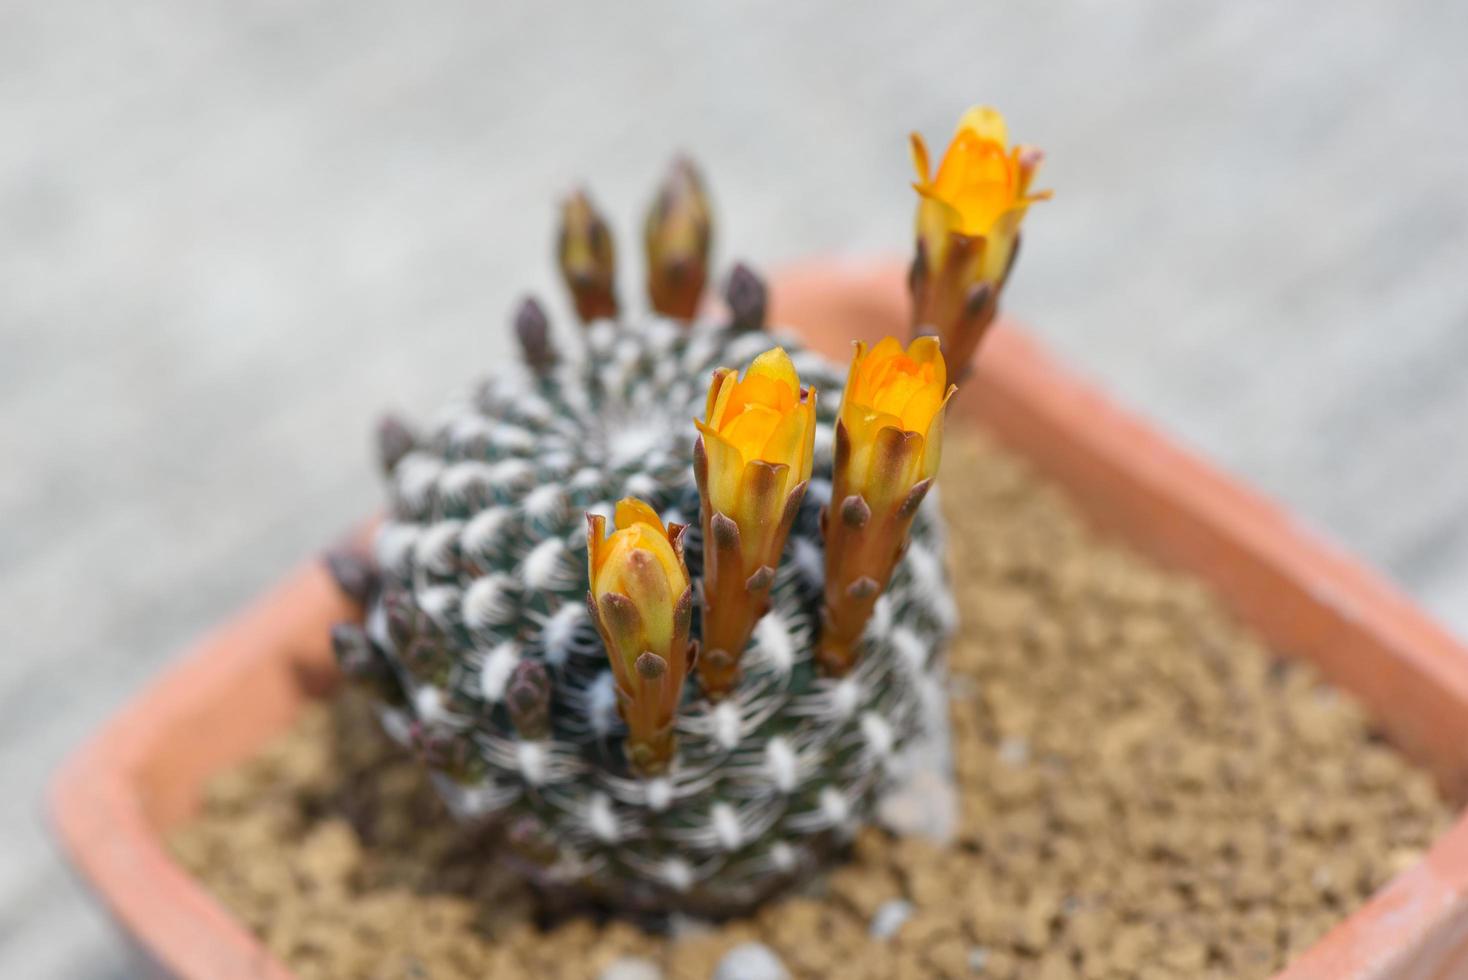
[{"xmin": 4, "ymin": 0, "xmax": 1467, "ymax": 975}]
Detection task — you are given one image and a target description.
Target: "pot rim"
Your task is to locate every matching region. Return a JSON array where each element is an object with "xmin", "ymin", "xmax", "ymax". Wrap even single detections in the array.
[{"xmin": 50, "ymin": 256, "xmax": 1468, "ymax": 980}]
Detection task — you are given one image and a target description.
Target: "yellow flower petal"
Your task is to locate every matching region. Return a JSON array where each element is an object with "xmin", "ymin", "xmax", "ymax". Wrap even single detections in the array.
[
  {"xmin": 921, "ymin": 393, "xmax": 952, "ymax": 482},
  {"xmin": 932, "ymin": 137, "xmax": 1017, "ymax": 237},
  {"xmin": 743, "ymin": 346, "xmax": 799, "ymax": 391},
  {"xmin": 620, "ymin": 547, "xmax": 677, "ymax": 653},
  {"xmin": 955, "ymin": 105, "xmax": 1008, "ymax": 145},
  {"xmin": 842, "ymin": 408, "xmax": 905, "ymax": 496},
  {"xmin": 705, "ymin": 368, "xmax": 736, "ymax": 431},
  {"xmin": 907, "ymin": 335, "xmax": 945, "ymax": 375},
  {"xmin": 732, "ymin": 460, "xmax": 788, "ymax": 552},
  {"xmin": 791, "ymin": 396, "xmax": 816, "ymax": 485},
  {"xmin": 587, "ymin": 512, "xmax": 610, "ymax": 580},
  {"xmin": 909, "ymin": 132, "xmax": 933, "ymax": 184},
  {"xmin": 895, "ymin": 382, "xmax": 946, "ymax": 435},
  {"xmin": 590, "ymin": 499, "xmax": 687, "ymax": 610},
  {"xmin": 978, "ymin": 204, "xmax": 1028, "ymax": 282},
  {"xmin": 759, "ymin": 405, "xmax": 812, "ymax": 498},
  {"xmin": 722, "ymin": 402, "xmax": 783, "ymax": 461},
  {"xmin": 614, "ymin": 498, "xmax": 666, "ymax": 535},
  {"xmin": 696, "ymin": 422, "xmax": 747, "ymax": 518}
]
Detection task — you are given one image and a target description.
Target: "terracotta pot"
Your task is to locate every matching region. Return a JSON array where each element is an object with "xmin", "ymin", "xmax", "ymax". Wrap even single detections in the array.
[{"xmin": 50, "ymin": 257, "xmax": 1468, "ymax": 979}]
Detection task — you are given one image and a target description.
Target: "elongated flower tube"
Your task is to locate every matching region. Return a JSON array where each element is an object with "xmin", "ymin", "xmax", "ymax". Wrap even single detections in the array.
[
  {"xmin": 693, "ymin": 347, "xmax": 816, "ymax": 699},
  {"xmin": 587, "ymin": 499, "xmax": 694, "ymax": 775},
  {"xmin": 819, "ymin": 336, "xmax": 955, "ymax": 676},
  {"xmin": 558, "ymin": 187, "xmax": 619, "ymax": 323},
  {"xmin": 909, "ymin": 106, "xmax": 1050, "ymax": 377},
  {"xmin": 645, "ymin": 156, "xmax": 712, "ymax": 320}
]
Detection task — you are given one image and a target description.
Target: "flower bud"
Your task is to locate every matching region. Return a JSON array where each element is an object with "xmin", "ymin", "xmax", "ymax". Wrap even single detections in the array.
[
  {"xmin": 645, "ymin": 156, "xmax": 712, "ymax": 320},
  {"xmin": 558, "ymin": 187, "xmax": 619, "ymax": 323},
  {"xmin": 586, "ymin": 499, "xmax": 693, "ymax": 774},
  {"xmin": 513, "ymin": 296, "xmax": 557, "ymax": 373},
  {"xmin": 506, "ymin": 659, "xmax": 553, "ymax": 740},
  {"xmin": 724, "ymin": 262, "xmax": 768, "ymax": 332}
]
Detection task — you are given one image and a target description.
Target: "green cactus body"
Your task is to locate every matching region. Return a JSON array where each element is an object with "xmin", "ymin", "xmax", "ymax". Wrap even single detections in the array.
[{"xmin": 334, "ymin": 311, "xmax": 956, "ymax": 917}]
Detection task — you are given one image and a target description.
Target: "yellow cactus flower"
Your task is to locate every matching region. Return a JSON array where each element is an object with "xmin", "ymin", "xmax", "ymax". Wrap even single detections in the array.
[
  {"xmin": 696, "ymin": 347, "xmax": 816, "ymax": 545},
  {"xmin": 693, "ymin": 346, "xmax": 816, "ymax": 699},
  {"xmin": 588, "ymin": 499, "xmax": 690, "ymax": 666},
  {"xmin": 910, "ymin": 106, "xmax": 1049, "ymax": 285},
  {"xmin": 819, "ymin": 335, "xmax": 956, "ymax": 678},
  {"xmin": 586, "ymin": 498, "xmax": 693, "ymax": 774},
  {"xmin": 837, "ymin": 336, "xmax": 954, "ymax": 512},
  {"xmin": 908, "ymin": 106, "xmax": 1050, "ymax": 377}
]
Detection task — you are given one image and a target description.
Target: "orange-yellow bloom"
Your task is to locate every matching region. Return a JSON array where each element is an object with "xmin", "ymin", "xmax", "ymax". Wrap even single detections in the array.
[
  {"xmin": 586, "ymin": 498, "xmax": 693, "ymax": 774},
  {"xmin": 818, "ymin": 336, "xmax": 955, "ymax": 677},
  {"xmin": 910, "ymin": 106, "xmax": 1050, "ymax": 286},
  {"xmin": 837, "ymin": 336, "xmax": 954, "ymax": 511},
  {"xmin": 696, "ymin": 347, "xmax": 816, "ymax": 557},
  {"xmin": 693, "ymin": 347, "xmax": 816, "ymax": 699},
  {"xmin": 587, "ymin": 499, "xmax": 691, "ymax": 680}
]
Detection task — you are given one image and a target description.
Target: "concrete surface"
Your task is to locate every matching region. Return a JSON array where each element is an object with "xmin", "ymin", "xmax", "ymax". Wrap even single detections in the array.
[{"xmin": 2, "ymin": 1, "xmax": 1465, "ymax": 974}]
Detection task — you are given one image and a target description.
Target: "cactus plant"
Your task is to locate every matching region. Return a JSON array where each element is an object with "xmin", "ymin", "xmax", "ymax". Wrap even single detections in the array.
[{"xmin": 330, "ymin": 108, "xmax": 1044, "ymax": 918}]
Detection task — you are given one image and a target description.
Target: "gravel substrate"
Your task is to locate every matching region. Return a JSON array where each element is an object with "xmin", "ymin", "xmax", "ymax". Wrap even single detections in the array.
[{"xmin": 169, "ymin": 434, "xmax": 1456, "ymax": 979}]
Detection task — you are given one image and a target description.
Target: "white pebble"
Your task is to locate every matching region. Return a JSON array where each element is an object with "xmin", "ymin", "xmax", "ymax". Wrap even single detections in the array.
[
  {"xmin": 998, "ymin": 735, "xmax": 1030, "ymax": 767},
  {"xmin": 869, "ymin": 899, "xmax": 914, "ymax": 940},
  {"xmin": 598, "ymin": 957, "xmax": 664, "ymax": 980},
  {"xmin": 877, "ymin": 768, "xmax": 959, "ymax": 844},
  {"xmin": 713, "ymin": 942, "xmax": 790, "ymax": 980}
]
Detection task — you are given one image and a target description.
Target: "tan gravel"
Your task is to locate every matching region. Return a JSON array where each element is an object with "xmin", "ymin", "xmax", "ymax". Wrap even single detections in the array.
[{"xmin": 169, "ymin": 433, "xmax": 1455, "ymax": 979}]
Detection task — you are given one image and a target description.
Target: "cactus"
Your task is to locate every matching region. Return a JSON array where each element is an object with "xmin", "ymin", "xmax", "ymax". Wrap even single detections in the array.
[{"xmin": 326, "ymin": 129, "xmax": 1030, "ymax": 918}]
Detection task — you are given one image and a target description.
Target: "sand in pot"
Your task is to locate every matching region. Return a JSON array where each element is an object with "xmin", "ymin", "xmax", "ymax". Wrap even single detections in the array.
[{"xmin": 169, "ymin": 434, "xmax": 1455, "ymax": 980}]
